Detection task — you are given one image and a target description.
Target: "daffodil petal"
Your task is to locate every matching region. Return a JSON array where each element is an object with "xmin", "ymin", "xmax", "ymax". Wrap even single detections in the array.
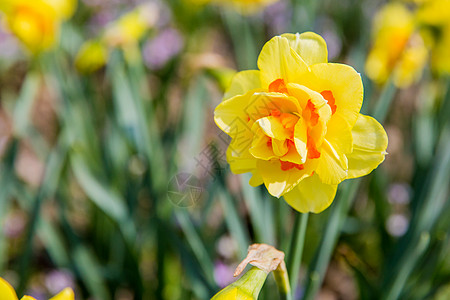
[
  {"xmin": 281, "ymin": 32, "xmax": 328, "ymax": 66},
  {"xmin": 316, "ymin": 139, "xmax": 348, "ymax": 185},
  {"xmin": 299, "ymin": 63, "xmax": 363, "ymax": 131},
  {"xmin": 249, "ymin": 126, "xmax": 276, "ymax": 161},
  {"xmin": 293, "ymin": 118, "xmax": 307, "ymax": 162},
  {"xmin": 274, "ymin": 139, "xmax": 290, "ymax": 156},
  {"xmin": 249, "ymin": 172, "xmax": 264, "ymax": 187},
  {"xmin": 227, "ymin": 147, "xmax": 256, "ymax": 174},
  {"xmin": 227, "ymin": 129, "xmax": 256, "ymax": 174},
  {"xmin": 21, "ymin": 297, "xmax": 37, "ymax": 300},
  {"xmin": 283, "ymin": 173, "xmax": 337, "ymax": 213},
  {"xmin": 224, "ymin": 70, "xmax": 262, "ymax": 101},
  {"xmin": 244, "ymin": 92, "xmax": 300, "ymax": 122},
  {"xmin": 0, "ymin": 277, "xmax": 18, "ymax": 300},
  {"xmin": 257, "ymin": 36, "xmax": 309, "ymax": 87},
  {"xmin": 347, "ymin": 114, "xmax": 388, "ymax": 178},
  {"xmin": 214, "ymin": 90, "xmax": 256, "ymax": 137},
  {"xmin": 325, "ymin": 113, "xmax": 353, "ymax": 154},
  {"xmin": 286, "ymin": 83, "xmax": 328, "ymax": 111},
  {"xmin": 49, "ymin": 288, "xmax": 75, "ymax": 300},
  {"xmin": 256, "ymin": 116, "xmax": 291, "ymax": 140},
  {"xmin": 281, "ymin": 146, "xmax": 305, "ymax": 164},
  {"xmin": 257, "ymin": 159, "xmax": 314, "ymax": 197}
]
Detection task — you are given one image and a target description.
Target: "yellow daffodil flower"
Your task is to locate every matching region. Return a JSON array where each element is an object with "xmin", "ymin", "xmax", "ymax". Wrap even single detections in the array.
[
  {"xmin": 416, "ymin": 0, "xmax": 450, "ymax": 26},
  {"xmin": 0, "ymin": 277, "xmax": 74, "ymax": 300},
  {"xmin": 214, "ymin": 32, "xmax": 388, "ymax": 213},
  {"xmin": 220, "ymin": 0, "xmax": 279, "ymax": 14},
  {"xmin": 365, "ymin": 3, "xmax": 428, "ymax": 87},
  {"xmin": 103, "ymin": 3, "xmax": 158, "ymax": 48},
  {"xmin": 429, "ymin": 23, "xmax": 450, "ymax": 74},
  {"xmin": 74, "ymin": 40, "xmax": 108, "ymax": 74},
  {"xmin": 416, "ymin": 0, "xmax": 450, "ymax": 74},
  {"xmin": 75, "ymin": 3, "xmax": 158, "ymax": 73},
  {"xmin": 187, "ymin": 0, "xmax": 278, "ymax": 14},
  {"xmin": 0, "ymin": 0, "xmax": 76, "ymax": 53}
]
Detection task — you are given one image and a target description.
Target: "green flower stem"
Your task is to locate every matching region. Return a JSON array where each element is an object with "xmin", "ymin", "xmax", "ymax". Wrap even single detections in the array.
[
  {"xmin": 302, "ymin": 180, "xmax": 359, "ymax": 300},
  {"xmin": 274, "ymin": 263, "xmax": 292, "ymax": 300},
  {"xmin": 287, "ymin": 212, "xmax": 309, "ymax": 298}
]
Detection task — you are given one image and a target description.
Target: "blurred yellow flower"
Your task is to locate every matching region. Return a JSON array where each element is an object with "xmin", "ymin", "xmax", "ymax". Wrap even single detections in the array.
[
  {"xmin": 0, "ymin": 277, "xmax": 74, "ymax": 300},
  {"xmin": 0, "ymin": 0, "xmax": 76, "ymax": 53},
  {"xmin": 188, "ymin": 0, "xmax": 278, "ymax": 14},
  {"xmin": 214, "ymin": 32, "xmax": 388, "ymax": 213},
  {"xmin": 429, "ymin": 24, "xmax": 450, "ymax": 74},
  {"xmin": 365, "ymin": 3, "xmax": 428, "ymax": 87},
  {"xmin": 75, "ymin": 40, "xmax": 108, "ymax": 74},
  {"xmin": 416, "ymin": 0, "xmax": 450, "ymax": 74},
  {"xmin": 221, "ymin": 0, "xmax": 279, "ymax": 14},
  {"xmin": 74, "ymin": 3, "xmax": 158, "ymax": 73},
  {"xmin": 103, "ymin": 3, "xmax": 158, "ymax": 48},
  {"xmin": 416, "ymin": 0, "xmax": 450, "ymax": 26}
]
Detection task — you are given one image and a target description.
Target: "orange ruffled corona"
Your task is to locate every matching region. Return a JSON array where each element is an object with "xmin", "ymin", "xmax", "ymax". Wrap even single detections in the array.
[
  {"xmin": 214, "ymin": 32, "xmax": 388, "ymax": 213},
  {"xmin": 0, "ymin": 277, "xmax": 74, "ymax": 300}
]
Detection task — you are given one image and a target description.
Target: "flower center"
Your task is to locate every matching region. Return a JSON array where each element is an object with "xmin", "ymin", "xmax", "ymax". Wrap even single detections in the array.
[
  {"xmin": 269, "ymin": 78, "xmax": 288, "ymax": 94},
  {"xmin": 320, "ymin": 90, "xmax": 337, "ymax": 115},
  {"xmin": 280, "ymin": 160, "xmax": 304, "ymax": 171},
  {"xmin": 303, "ymin": 100, "xmax": 321, "ymax": 159},
  {"xmin": 263, "ymin": 81, "xmax": 338, "ymax": 171}
]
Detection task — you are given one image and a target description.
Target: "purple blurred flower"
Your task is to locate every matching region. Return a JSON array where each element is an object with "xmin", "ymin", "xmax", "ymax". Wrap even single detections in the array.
[
  {"xmin": 214, "ymin": 261, "xmax": 235, "ymax": 288},
  {"xmin": 321, "ymin": 30, "xmax": 342, "ymax": 60},
  {"xmin": 81, "ymin": 0, "xmax": 106, "ymax": 7},
  {"xmin": 3, "ymin": 212, "xmax": 26, "ymax": 238},
  {"xmin": 90, "ymin": 9, "xmax": 119, "ymax": 29},
  {"xmin": 26, "ymin": 289, "xmax": 46, "ymax": 300},
  {"xmin": 264, "ymin": 0, "xmax": 291, "ymax": 36},
  {"xmin": 45, "ymin": 270, "xmax": 75, "ymax": 295},
  {"xmin": 388, "ymin": 183, "xmax": 411, "ymax": 205},
  {"xmin": 316, "ymin": 17, "xmax": 342, "ymax": 60},
  {"xmin": 143, "ymin": 28, "xmax": 183, "ymax": 70},
  {"xmin": 0, "ymin": 28, "xmax": 21, "ymax": 60}
]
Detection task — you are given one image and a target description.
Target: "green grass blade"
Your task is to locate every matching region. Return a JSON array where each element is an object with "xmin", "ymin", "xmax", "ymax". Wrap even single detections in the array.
[
  {"xmin": 17, "ymin": 135, "xmax": 68, "ymax": 294},
  {"xmin": 174, "ymin": 209, "xmax": 216, "ymax": 287},
  {"xmin": 13, "ymin": 71, "xmax": 39, "ymax": 137},
  {"xmin": 73, "ymin": 245, "xmax": 111, "ymax": 299},
  {"xmin": 218, "ymin": 182, "xmax": 250, "ymax": 257},
  {"xmin": 71, "ymin": 153, "xmax": 136, "ymax": 242},
  {"xmin": 372, "ymin": 80, "xmax": 397, "ymax": 123},
  {"xmin": 383, "ymin": 233, "xmax": 430, "ymax": 300},
  {"xmin": 0, "ymin": 139, "xmax": 19, "ymax": 271},
  {"xmin": 287, "ymin": 212, "xmax": 309, "ymax": 297},
  {"xmin": 240, "ymin": 174, "xmax": 272, "ymax": 243}
]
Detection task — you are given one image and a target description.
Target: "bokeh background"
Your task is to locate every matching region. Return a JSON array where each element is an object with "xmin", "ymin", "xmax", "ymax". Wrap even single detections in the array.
[{"xmin": 0, "ymin": 0, "xmax": 449, "ymax": 299}]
